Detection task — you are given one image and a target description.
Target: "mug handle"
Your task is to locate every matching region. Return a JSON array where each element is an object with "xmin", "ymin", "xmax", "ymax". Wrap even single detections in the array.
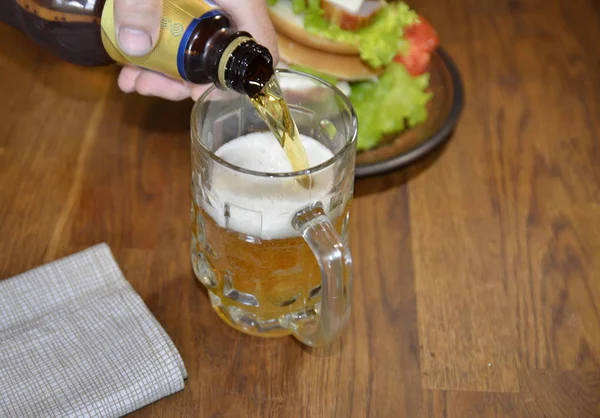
[{"xmin": 292, "ymin": 202, "xmax": 353, "ymax": 347}]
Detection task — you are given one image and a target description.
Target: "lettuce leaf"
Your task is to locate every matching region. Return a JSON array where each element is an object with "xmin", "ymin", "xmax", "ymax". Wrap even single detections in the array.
[
  {"xmin": 292, "ymin": 0, "xmax": 321, "ymax": 13},
  {"xmin": 305, "ymin": 2, "xmax": 419, "ymax": 68},
  {"xmin": 268, "ymin": 1, "xmax": 419, "ymax": 68},
  {"xmin": 349, "ymin": 62, "xmax": 432, "ymax": 150}
]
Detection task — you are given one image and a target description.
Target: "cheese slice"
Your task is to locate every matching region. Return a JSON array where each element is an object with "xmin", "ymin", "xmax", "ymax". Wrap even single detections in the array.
[{"xmin": 325, "ymin": 0, "xmax": 365, "ymax": 14}]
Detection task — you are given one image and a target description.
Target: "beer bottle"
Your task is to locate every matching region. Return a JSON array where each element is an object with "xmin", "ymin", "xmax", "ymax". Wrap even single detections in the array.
[{"xmin": 4, "ymin": 0, "xmax": 275, "ymax": 97}]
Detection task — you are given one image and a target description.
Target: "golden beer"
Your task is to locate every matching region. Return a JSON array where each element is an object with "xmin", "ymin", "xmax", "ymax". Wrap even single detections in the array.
[
  {"xmin": 191, "ymin": 69, "xmax": 357, "ymax": 346},
  {"xmin": 192, "ymin": 202, "xmax": 350, "ymax": 337},
  {"xmin": 191, "ymin": 132, "xmax": 351, "ymax": 338}
]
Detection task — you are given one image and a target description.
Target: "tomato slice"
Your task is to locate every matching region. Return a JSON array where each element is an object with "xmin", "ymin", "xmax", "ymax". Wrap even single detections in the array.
[
  {"xmin": 393, "ymin": 45, "xmax": 431, "ymax": 76},
  {"xmin": 404, "ymin": 15, "xmax": 439, "ymax": 54},
  {"xmin": 393, "ymin": 15, "xmax": 439, "ymax": 76}
]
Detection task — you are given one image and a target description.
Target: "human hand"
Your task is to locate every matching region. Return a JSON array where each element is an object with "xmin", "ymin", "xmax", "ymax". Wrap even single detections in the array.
[{"xmin": 114, "ymin": 0, "xmax": 279, "ymax": 101}]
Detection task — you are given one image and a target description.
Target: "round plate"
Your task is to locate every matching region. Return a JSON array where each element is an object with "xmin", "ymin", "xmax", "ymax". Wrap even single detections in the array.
[{"xmin": 354, "ymin": 46, "xmax": 465, "ymax": 178}]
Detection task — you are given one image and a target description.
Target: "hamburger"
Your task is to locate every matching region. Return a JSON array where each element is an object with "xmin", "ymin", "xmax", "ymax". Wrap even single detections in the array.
[{"xmin": 266, "ymin": 0, "xmax": 439, "ymax": 151}]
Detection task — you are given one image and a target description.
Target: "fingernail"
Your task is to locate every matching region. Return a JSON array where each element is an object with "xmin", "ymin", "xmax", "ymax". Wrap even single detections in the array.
[{"xmin": 118, "ymin": 28, "xmax": 152, "ymax": 56}]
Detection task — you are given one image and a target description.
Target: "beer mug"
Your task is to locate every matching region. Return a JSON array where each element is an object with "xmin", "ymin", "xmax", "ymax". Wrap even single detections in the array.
[{"xmin": 190, "ymin": 69, "xmax": 357, "ymax": 347}]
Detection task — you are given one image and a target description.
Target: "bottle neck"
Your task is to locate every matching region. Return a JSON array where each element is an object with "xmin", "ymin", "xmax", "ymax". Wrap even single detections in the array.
[
  {"xmin": 216, "ymin": 36, "xmax": 255, "ymax": 90},
  {"xmin": 215, "ymin": 35, "xmax": 275, "ymax": 97}
]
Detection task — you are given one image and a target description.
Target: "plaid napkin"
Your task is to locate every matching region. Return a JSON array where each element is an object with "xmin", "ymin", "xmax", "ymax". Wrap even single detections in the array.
[{"xmin": 0, "ymin": 243, "xmax": 187, "ymax": 418}]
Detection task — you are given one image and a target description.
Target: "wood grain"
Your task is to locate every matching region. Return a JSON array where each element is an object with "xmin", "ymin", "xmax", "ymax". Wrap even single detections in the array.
[
  {"xmin": 519, "ymin": 369, "xmax": 600, "ymax": 418},
  {"xmin": 423, "ymin": 390, "xmax": 528, "ymax": 418},
  {"xmin": 2, "ymin": 0, "xmax": 600, "ymax": 416}
]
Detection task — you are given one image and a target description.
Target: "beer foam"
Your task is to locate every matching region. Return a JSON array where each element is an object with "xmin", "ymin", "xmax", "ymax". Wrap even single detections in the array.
[{"xmin": 199, "ymin": 132, "xmax": 337, "ymax": 240}]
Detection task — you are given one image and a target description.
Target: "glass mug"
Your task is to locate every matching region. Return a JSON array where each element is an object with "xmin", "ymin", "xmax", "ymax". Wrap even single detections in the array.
[{"xmin": 190, "ymin": 69, "xmax": 357, "ymax": 347}]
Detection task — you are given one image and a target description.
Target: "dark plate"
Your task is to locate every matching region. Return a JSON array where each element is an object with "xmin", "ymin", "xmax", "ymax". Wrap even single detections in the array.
[{"xmin": 354, "ymin": 46, "xmax": 465, "ymax": 178}]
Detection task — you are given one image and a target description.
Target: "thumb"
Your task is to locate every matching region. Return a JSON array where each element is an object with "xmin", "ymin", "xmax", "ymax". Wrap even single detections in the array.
[{"xmin": 114, "ymin": 0, "xmax": 163, "ymax": 56}]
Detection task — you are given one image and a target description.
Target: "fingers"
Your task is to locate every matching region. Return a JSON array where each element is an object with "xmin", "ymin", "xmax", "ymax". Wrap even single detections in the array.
[
  {"xmin": 114, "ymin": 0, "xmax": 163, "ymax": 56},
  {"xmin": 190, "ymin": 84, "xmax": 211, "ymax": 101},
  {"xmin": 214, "ymin": 0, "xmax": 279, "ymax": 64},
  {"xmin": 117, "ymin": 65, "xmax": 141, "ymax": 93},
  {"xmin": 115, "ymin": 0, "xmax": 280, "ymax": 101},
  {"xmin": 118, "ymin": 66, "xmax": 195, "ymax": 101}
]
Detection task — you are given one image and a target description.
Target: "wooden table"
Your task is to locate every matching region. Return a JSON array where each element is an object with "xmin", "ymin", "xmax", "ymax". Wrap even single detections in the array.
[{"xmin": 1, "ymin": 0, "xmax": 599, "ymax": 416}]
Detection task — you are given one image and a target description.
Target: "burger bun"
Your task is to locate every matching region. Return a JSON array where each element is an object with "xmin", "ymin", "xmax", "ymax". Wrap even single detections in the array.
[
  {"xmin": 267, "ymin": 0, "xmax": 360, "ymax": 56},
  {"xmin": 276, "ymin": 32, "xmax": 384, "ymax": 82}
]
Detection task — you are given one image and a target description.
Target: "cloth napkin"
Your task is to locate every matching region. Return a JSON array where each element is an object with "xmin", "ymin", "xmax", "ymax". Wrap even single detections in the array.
[{"xmin": 0, "ymin": 243, "xmax": 187, "ymax": 418}]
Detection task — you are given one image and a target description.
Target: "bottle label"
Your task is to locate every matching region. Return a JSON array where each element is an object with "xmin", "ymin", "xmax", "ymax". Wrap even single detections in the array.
[{"xmin": 100, "ymin": 0, "xmax": 219, "ymax": 81}]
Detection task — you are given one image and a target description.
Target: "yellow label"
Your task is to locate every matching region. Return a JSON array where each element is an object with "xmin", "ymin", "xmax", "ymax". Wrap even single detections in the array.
[{"xmin": 100, "ymin": 0, "xmax": 218, "ymax": 80}]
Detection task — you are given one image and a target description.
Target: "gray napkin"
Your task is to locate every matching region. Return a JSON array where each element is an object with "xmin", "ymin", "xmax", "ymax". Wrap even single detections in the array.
[{"xmin": 0, "ymin": 243, "xmax": 187, "ymax": 418}]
